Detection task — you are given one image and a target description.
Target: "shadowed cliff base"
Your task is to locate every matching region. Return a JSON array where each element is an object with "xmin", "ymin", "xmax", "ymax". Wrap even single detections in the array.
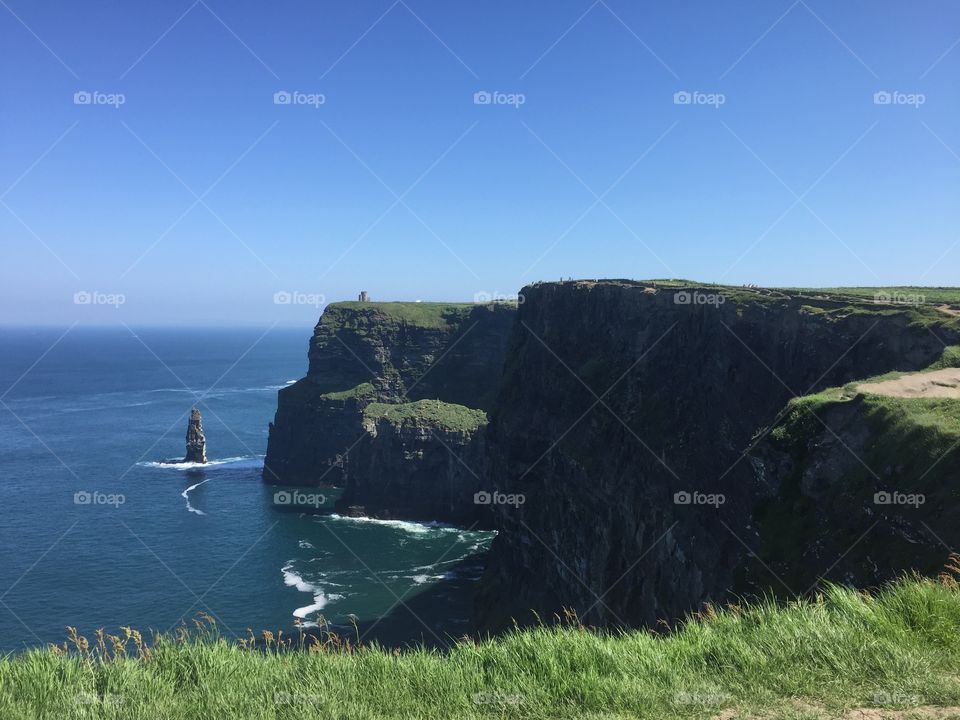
[{"xmin": 303, "ymin": 553, "xmax": 489, "ymax": 651}]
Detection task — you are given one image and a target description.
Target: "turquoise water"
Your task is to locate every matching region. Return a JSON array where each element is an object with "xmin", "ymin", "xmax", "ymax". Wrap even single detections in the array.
[{"xmin": 0, "ymin": 327, "xmax": 493, "ymax": 651}]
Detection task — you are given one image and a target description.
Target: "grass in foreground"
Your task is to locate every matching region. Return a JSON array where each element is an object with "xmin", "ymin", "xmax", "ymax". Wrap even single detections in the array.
[{"xmin": 4, "ymin": 572, "xmax": 960, "ymax": 719}]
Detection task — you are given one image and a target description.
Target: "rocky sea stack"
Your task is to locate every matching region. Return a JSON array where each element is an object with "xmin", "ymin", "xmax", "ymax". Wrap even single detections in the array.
[{"xmin": 184, "ymin": 407, "xmax": 207, "ymax": 464}]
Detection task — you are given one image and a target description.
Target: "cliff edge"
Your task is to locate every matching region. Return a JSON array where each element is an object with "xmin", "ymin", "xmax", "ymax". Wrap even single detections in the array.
[
  {"xmin": 474, "ymin": 280, "xmax": 960, "ymax": 632},
  {"xmin": 263, "ymin": 300, "xmax": 516, "ymax": 523}
]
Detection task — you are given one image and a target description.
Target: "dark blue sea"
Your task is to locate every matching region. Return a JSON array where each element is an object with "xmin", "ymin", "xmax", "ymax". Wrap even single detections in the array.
[{"xmin": 0, "ymin": 327, "xmax": 493, "ymax": 652}]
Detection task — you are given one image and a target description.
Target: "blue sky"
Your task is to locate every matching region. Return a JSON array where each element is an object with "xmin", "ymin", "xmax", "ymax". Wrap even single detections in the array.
[{"xmin": 1, "ymin": 0, "xmax": 958, "ymax": 325}]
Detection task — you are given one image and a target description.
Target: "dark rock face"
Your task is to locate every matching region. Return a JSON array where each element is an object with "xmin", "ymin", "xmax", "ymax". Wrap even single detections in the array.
[
  {"xmin": 262, "ymin": 282, "xmax": 960, "ymax": 634},
  {"xmin": 745, "ymin": 394, "xmax": 960, "ymax": 595},
  {"xmin": 263, "ymin": 302, "xmax": 515, "ymax": 490},
  {"xmin": 475, "ymin": 281, "xmax": 959, "ymax": 633},
  {"xmin": 184, "ymin": 407, "xmax": 206, "ymax": 464},
  {"xmin": 335, "ymin": 410, "xmax": 492, "ymax": 527}
]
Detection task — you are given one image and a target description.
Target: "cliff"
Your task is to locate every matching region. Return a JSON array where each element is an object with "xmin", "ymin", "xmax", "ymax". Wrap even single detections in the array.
[
  {"xmin": 335, "ymin": 399, "xmax": 491, "ymax": 526},
  {"xmin": 262, "ymin": 281, "xmax": 960, "ymax": 636},
  {"xmin": 474, "ymin": 280, "xmax": 960, "ymax": 632},
  {"xmin": 744, "ymin": 355, "xmax": 960, "ymax": 595},
  {"xmin": 263, "ymin": 301, "xmax": 515, "ymax": 510}
]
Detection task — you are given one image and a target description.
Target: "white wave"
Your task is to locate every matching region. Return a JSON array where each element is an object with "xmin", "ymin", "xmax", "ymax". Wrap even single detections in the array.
[
  {"xmin": 139, "ymin": 455, "xmax": 263, "ymax": 471},
  {"xmin": 282, "ymin": 562, "xmax": 342, "ymax": 620},
  {"xmin": 181, "ymin": 478, "xmax": 210, "ymax": 516},
  {"xmin": 298, "ymin": 540, "xmax": 315, "ymax": 549},
  {"xmin": 326, "ymin": 513, "xmax": 459, "ymax": 536}
]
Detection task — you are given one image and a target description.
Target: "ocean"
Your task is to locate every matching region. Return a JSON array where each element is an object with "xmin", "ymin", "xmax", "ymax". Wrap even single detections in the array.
[{"xmin": 0, "ymin": 327, "xmax": 494, "ymax": 651}]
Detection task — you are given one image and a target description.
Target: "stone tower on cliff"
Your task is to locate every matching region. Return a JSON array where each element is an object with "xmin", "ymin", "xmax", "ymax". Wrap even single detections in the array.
[{"xmin": 184, "ymin": 407, "xmax": 207, "ymax": 464}]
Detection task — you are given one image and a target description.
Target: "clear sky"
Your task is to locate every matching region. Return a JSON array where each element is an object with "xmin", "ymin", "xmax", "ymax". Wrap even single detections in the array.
[{"xmin": 1, "ymin": 0, "xmax": 958, "ymax": 325}]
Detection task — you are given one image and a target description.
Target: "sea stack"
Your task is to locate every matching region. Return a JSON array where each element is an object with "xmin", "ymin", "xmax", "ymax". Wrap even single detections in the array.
[{"xmin": 184, "ymin": 407, "xmax": 207, "ymax": 464}]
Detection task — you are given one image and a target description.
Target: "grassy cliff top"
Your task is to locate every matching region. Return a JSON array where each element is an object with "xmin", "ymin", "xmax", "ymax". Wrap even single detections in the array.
[
  {"xmin": 773, "ymin": 346, "xmax": 960, "ymax": 435},
  {"xmin": 324, "ymin": 301, "xmax": 478, "ymax": 329},
  {"xmin": 6, "ymin": 575, "xmax": 960, "ymax": 719},
  {"xmin": 363, "ymin": 399, "xmax": 487, "ymax": 433},
  {"xmin": 525, "ymin": 278, "xmax": 960, "ymax": 302},
  {"xmin": 794, "ymin": 286, "xmax": 960, "ymax": 306},
  {"xmin": 518, "ymin": 279, "xmax": 960, "ymax": 328}
]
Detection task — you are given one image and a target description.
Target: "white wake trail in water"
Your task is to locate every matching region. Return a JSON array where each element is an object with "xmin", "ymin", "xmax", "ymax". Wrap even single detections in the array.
[
  {"xmin": 281, "ymin": 562, "xmax": 343, "ymax": 626},
  {"xmin": 139, "ymin": 455, "xmax": 263, "ymax": 471},
  {"xmin": 181, "ymin": 478, "xmax": 210, "ymax": 515}
]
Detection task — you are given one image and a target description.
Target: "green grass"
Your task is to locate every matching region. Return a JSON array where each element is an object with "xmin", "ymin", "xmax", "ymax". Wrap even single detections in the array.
[
  {"xmin": 537, "ymin": 280, "xmax": 960, "ymax": 320},
  {"xmin": 769, "ymin": 347, "xmax": 960, "ymax": 454},
  {"xmin": 4, "ymin": 575, "xmax": 960, "ymax": 718},
  {"xmin": 794, "ymin": 286, "xmax": 960, "ymax": 307},
  {"xmin": 327, "ymin": 301, "xmax": 476, "ymax": 329},
  {"xmin": 320, "ymin": 382, "xmax": 377, "ymax": 402},
  {"xmin": 363, "ymin": 399, "xmax": 487, "ymax": 433}
]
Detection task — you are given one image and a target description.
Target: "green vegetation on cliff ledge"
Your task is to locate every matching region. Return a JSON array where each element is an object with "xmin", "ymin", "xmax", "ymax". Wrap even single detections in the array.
[
  {"xmin": 363, "ymin": 399, "xmax": 487, "ymax": 433},
  {"xmin": 320, "ymin": 382, "xmax": 376, "ymax": 402},
  {"xmin": 327, "ymin": 301, "xmax": 476, "ymax": 329},
  {"xmin": 770, "ymin": 345, "xmax": 960, "ymax": 452},
  {"xmin": 4, "ymin": 575, "xmax": 960, "ymax": 719}
]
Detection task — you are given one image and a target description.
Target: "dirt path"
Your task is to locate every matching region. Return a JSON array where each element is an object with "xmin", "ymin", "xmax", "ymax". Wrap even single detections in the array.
[
  {"xmin": 858, "ymin": 368, "xmax": 960, "ymax": 399},
  {"xmin": 713, "ymin": 705, "xmax": 960, "ymax": 719}
]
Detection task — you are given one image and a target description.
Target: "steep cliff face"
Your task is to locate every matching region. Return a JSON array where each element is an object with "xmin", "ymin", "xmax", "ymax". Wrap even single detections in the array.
[
  {"xmin": 744, "ymin": 365, "xmax": 960, "ymax": 595},
  {"xmin": 335, "ymin": 400, "xmax": 491, "ymax": 526},
  {"xmin": 304, "ymin": 302, "xmax": 514, "ymax": 408},
  {"xmin": 475, "ymin": 280, "xmax": 960, "ymax": 632},
  {"xmin": 263, "ymin": 301, "xmax": 515, "ymax": 492}
]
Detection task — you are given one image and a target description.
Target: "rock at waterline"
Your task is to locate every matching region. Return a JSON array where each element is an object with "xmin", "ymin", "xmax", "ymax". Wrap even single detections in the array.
[{"xmin": 184, "ymin": 407, "xmax": 207, "ymax": 464}]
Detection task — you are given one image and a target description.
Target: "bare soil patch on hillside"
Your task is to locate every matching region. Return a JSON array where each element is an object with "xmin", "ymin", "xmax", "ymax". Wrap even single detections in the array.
[{"xmin": 858, "ymin": 368, "xmax": 960, "ymax": 399}]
